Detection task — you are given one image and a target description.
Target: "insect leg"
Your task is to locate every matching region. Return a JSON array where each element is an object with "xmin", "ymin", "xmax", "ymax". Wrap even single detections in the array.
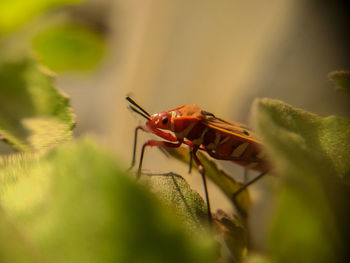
[
  {"xmin": 232, "ymin": 171, "xmax": 268, "ymax": 199},
  {"xmin": 188, "ymin": 148, "xmax": 193, "ymax": 174},
  {"xmin": 128, "ymin": 126, "xmax": 145, "ymax": 170},
  {"xmin": 138, "ymin": 140, "xmax": 183, "ymax": 179},
  {"xmin": 243, "ymin": 168, "xmax": 248, "ymax": 183},
  {"xmin": 191, "ymin": 148, "xmax": 212, "ymax": 224},
  {"xmin": 182, "ymin": 141, "xmax": 195, "ymax": 174}
]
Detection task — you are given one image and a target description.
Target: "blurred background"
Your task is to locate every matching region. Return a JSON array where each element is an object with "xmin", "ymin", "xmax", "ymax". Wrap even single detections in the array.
[{"xmin": 1, "ymin": 0, "xmax": 350, "ymax": 251}]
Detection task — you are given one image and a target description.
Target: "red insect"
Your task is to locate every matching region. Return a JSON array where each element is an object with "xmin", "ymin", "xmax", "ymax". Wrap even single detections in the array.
[{"xmin": 126, "ymin": 97, "xmax": 269, "ymax": 222}]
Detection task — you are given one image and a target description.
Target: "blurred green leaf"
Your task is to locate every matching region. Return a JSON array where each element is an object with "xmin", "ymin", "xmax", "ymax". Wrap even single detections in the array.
[
  {"xmin": 0, "ymin": 0, "xmax": 85, "ymax": 35},
  {"xmin": 244, "ymin": 254, "xmax": 270, "ymax": 263},
  {"xmin": 165, "ymin": 147, "xmax": 251, "ymax": 219},
  {"xmin": 0, "ymin": 138, "xmax": 218, "ymax": 263},
  {"xmin": 33, "ymin": 24, "xmax": 105, "ymax": 72},
  {"xmin": 0, "ymin": 205, "xmax": 40, "ymax": 263},
  {"xmin": 254, "ymin": 98, "xmax": 350, "ymax": 263},
  {"xmin": 254, "ymin": 98, "xmax": 350, "ymax": 183},
  {"xmin": 328, "ymin": 70, "xmax": 350, "ymax": 94},
  {"xmin": 0, "ymin": 58, "xmax": 75, "ymax": 152}
]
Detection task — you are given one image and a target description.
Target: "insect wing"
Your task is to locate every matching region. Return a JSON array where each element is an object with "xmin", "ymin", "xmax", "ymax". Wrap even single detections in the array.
[
  {"xmin": 201, "ymin": 113, "xmax": 270, "ymax": 172},
  {"xmin": 203, "ymin": 114, "xmax": 258, "ymax": 143}
]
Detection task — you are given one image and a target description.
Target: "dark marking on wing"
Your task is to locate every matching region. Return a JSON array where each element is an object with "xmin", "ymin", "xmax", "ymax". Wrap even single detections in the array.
[
  {"xmin": 202, "ymin": 110, "xmax": 216, "ymax": 118},
  {"xmin": 251, "ymin": 151, "xmax": 258, "ymax": 160},
  {"xmin": 186, "ymin": 122, "xmax": 203, "ymax": 141},
  {"xmin": 203, "ymin": 129, "xmax": 216, "ymax": 146}
]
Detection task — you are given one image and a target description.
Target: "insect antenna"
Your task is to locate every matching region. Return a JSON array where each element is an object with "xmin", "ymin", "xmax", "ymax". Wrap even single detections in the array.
[
  {"xmin": 126, "ymin": 96, "xmax": 151, "ymax": 117},
  {"xmin": 128, "ymin": 105, "xmax": 150, "ymax": 120}
]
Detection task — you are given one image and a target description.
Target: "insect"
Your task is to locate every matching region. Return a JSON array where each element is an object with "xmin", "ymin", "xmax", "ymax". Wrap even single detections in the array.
[{"xmin": 126, "ymin": 96, "xmax": 269, "ymax": 223}]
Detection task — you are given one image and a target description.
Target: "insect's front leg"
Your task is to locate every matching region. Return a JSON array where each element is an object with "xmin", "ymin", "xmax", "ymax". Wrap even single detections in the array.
[
  {"xmin": 129, "ymin": 126, "xmax": 146, "ymax": 170},
  {"xmin": 138, "ymin": 140, "xmax": 183, "ymax": 179},
  {"xmin": 182, "ymin": 140, "xmax": 195, "ymax": 174}
]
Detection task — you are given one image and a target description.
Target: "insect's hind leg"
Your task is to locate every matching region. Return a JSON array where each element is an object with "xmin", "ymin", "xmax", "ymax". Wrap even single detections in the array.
[
  {"xmin": 232, "ymin": 171, "xmax": 268, "ymax": 199},
  {"xmin": 191, "ymin": 149, "xmax": 212, "ymax": 225}
]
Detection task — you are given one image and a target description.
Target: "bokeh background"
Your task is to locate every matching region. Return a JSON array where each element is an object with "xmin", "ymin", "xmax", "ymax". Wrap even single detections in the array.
[{"xmin": 1, "ymin": 0, "xmax": 350, "ymax": 252}]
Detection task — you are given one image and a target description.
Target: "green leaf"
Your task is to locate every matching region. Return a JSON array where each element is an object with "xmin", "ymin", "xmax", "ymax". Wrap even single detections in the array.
[
  {"xmin": 245, "ymin": 254, "xmax": 270, "ymax": 263},
  {"xmin": 0, "ymin": 204, "xmax": 40, "ymax": 263},
  {"xmin": 254, "ymin": 98, "xmax": 350, "ymax": 263},
  {"xmin": 328, "ymin": 70, "xmax": 350, "ymax": 94},
  {"xmin": 165, "ymin": 148, "xmax": 251, "ymax": 218},
  {"xmin": 33, "ymin": 24, "xmax": 105, "ymax": 72},
  {"xmin": 0, "ymin": 0, "xmax": 85, "ymax": 35},
  {"xmin": 0, "ymin": 138, "xmax": 218, "ymax": 263},
  {"xmin": 0, "ymin": 58, "xmax": 75, "ymax": 152},
  {"xmin": 254, "ymin": 98, "xmax": 350, "ymax": 183},
  {"xmin": 140, "ymin": 172, "xmax": 209, "ymax": 231}
]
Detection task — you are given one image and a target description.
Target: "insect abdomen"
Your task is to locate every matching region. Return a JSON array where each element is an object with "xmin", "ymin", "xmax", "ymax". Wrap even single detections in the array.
[{"xmin": 214, "ymin": 135, "xmax": 268, "ymax": 172}]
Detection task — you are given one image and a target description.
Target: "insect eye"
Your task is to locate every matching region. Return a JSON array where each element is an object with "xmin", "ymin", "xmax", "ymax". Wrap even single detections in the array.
[
  {"xmin": 243, "ymin": 130, "xmax": 249, "ymax": 136},
  {"xmin": 162, "ymin": 116, "xmax": 168, "ymax": 125}
]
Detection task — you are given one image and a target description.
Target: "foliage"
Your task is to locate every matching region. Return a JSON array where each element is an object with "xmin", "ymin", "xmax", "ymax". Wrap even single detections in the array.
[
  {"xmin": 140, "ymin": 172, "xmax": 209, "ymax": 232},
  {"xmin": 254, "ymin": 98, "xmax": 350, "ymax": 263},
  {"xmin": 33, "ymin": 24, "xmax": 105, "ymax": 72},
  {"xmin": 0, "ymin": 0, "xmax": 85, "ymax": 35},
  {"xmin": 0, "ymin": 58, "xmax": 74, "ymax": 152},
  {"xmin": 0, "ymin": 0, "xmax": 104, "ymax": 73},
  {"xmin": 0, "ymin": 140, "xmax": 217, "ymax": 263},
  {"xmin": 1, "ymin": 1, "xmax": 349, "ymax": 262}
]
